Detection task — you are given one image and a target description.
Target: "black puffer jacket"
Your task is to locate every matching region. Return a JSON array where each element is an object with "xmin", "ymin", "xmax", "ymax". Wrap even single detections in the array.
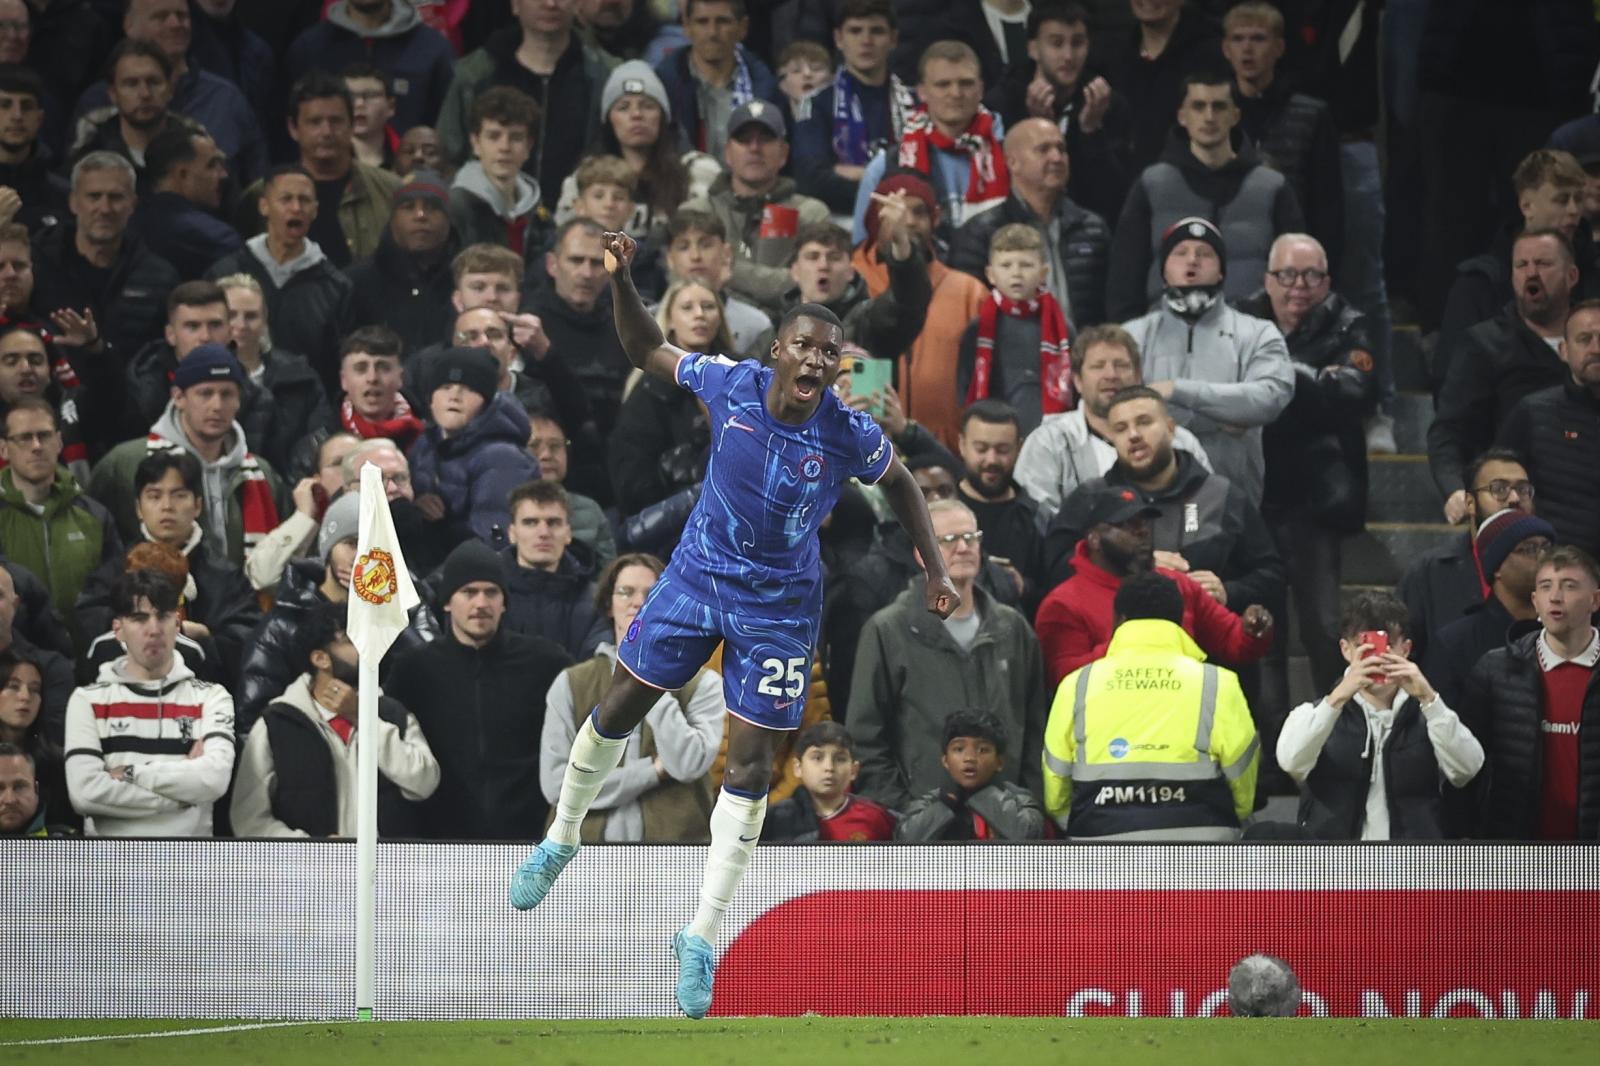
[
  {"xmin": 1462, "ymin": 628, "xmax": 1600, "ymax": 840},
  {"xmin": 345, "ymin": 232, "xmax": 460, "ymax": 364},
  {"xmin": 948, "ymin": 191, "xmax": 1112, "ymax": 329},
  {"xmin": 30, "ymin": 221, "xmax": 178, "ymax": 369},
  {"xmin": 1497, "ymin": 380, "xmax": 1600, "ymax": 560},
  {"xmin": 1237, "ymin": 290, "xmax": 1375, "ymax": 531},
  {"xmin": 499, "ymin": 543, "xmax": 609, "ymax": 661},
  {"xmin": 1236, "ymin": 78, "xmax": 1344, "ymax": 277},
  {"xmin": 234, "ymin": 559, "xmax": 441, "ymax": 738},
  {"xmin": 1427, "ymin": 303, "xmax": 1569, "ymax": 498}
]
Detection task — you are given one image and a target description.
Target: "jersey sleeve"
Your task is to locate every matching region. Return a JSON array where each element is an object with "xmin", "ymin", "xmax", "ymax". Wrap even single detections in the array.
[
  {"xmin": 674, "ymin": 351, "xmax": 740, "ymax": 401},
  {"xmin": 844, "ymin": 408, "xmax": 893, "ymax": 484}
]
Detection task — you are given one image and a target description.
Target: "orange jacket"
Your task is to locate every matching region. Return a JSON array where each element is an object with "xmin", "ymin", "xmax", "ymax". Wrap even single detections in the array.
[{"xmin": 852, "ymin": 242, "xmax": 989, "ymax": 449}]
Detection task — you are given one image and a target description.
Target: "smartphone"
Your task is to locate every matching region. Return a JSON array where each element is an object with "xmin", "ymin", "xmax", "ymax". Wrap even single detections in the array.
[
  {"xmin": 1358, "ymin": 630, "xmax": 1389, "ymax": 685},
  {"xmin": 850, "ymin": 356, "xmax": 894, "ymax": 416}
]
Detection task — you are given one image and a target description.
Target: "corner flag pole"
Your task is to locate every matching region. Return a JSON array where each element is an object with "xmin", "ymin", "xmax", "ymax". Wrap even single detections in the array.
[{"xmin": 345, "ymin": 464, "xmax": 421, "ymax": 1021}]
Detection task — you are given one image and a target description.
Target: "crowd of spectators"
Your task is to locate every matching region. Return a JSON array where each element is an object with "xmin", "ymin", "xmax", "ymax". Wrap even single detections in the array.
[{"xmin": 0, "ymin": 0, "xmax": 1597, "ymax": 845}]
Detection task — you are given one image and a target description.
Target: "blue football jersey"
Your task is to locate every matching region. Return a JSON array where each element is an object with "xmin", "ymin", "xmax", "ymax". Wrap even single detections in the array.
[{"xmin": 669, "ymin": 352, "xmax": 893, "ymax": 611}]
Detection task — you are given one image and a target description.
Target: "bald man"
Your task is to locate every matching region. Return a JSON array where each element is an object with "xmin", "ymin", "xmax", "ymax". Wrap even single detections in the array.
[{"xmin": 949, "ymin": 117, "xmax": 1111, "ymax": 328}]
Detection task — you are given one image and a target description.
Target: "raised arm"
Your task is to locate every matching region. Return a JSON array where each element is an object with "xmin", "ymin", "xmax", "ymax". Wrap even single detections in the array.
[
  {"xmin": 876, "ymin": 458, "xmax": 960, "ymax": 619},
  {"xmin": 605, "ymin": 231, "xmax": 688, "ymax": 385}
]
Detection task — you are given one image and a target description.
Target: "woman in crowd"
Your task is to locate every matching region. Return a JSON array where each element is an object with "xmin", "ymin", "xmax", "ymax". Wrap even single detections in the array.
[
  {"xmin": 538, "ymin": 553, "xmax": 724, "ymax": 843},
  {"xmin": 555, "ymin": 61, "xmax": 719, "ymax": 238},
  {"xmin": 608, "ymin": 281, "xmax": 731, "ymax": 521},
  {"xmin": 0, "ymin": 648, "xmax": 66, "ymax": 832}
]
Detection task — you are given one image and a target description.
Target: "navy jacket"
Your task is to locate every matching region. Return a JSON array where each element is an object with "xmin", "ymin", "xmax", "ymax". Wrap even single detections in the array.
[
  {"xmin": 654, "ymin": 45, "xmax": 781, "ymax": 154},
  {"xmin": 408, "ymin": 393, "xmax": 541, "ymax": 546},
  {"xmin": 132, "ymin": 191, "xmax": 244, "ymax": 283},
  {"xmin": 285, "ymin": 10, "xmax": 456, "ymax": 134}
]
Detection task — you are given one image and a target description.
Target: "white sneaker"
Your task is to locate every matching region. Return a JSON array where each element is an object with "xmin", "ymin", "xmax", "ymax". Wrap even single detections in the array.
[{"xmin": 1365, "ymin": 415, "xmax": 1397, "ymax": 455}]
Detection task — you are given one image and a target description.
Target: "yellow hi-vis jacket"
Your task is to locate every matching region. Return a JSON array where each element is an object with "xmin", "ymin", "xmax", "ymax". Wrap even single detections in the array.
[{"xmin": 1042, "ymin": 618, "xmax": 1259, "ymax": 840}]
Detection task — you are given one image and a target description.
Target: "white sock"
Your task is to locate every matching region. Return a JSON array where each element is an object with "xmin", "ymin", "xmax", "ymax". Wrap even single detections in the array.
[
  {"xmin": 685, "ymin": 788, "xmax": 767, "ymax": 942},
  {"xmin": 546, "ymin": 713, "xmax": 628, "ymax": 847}
]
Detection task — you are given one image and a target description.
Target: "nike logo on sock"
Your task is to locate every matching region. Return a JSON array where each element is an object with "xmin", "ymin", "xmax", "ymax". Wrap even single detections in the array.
[{"xmin": 738, "ymin": 834, "xmax": 759, "ymax": 843}]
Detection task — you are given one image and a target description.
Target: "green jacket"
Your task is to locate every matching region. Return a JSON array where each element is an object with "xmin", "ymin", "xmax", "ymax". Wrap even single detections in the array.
[
  {"xmin": 0, "ymin": 467, "xmax": 122, "ymax": 644},
  {"xmin": 846, "ymin": 583, "xmax": 1048, "ymax": 811},
  {"xmin": 239, "ymin": 161, "xmax": 401, "ymax": 262}
]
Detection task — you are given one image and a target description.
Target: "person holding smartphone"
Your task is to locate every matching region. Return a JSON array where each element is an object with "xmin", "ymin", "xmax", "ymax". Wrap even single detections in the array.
[{"xmin": 1275, "ymin": 589, "xmax": 1484, "ymax": 840}]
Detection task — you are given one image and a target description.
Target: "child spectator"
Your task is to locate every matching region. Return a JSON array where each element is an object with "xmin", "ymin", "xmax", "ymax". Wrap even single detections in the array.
[
  {"xmin": 762, "ymin": 722, "xmax": 896, "ymax": 842},
  {"xmin": 957, "ymin": 223, "xmax": 1074, "ymax": 434},
  {"xmin": 448, "ymin": 87, "xmax": 544, "ymax": 259},
  {"xmin": 571, "ymin": 155, "xmax": 663, "ymax": 295},
  {"xmin": 895, "ymin": 710, "xmax": 1046, "ymax": 841},
  {"xmin": 776, "ymin": 40, "xmax": 832, "ymax": 111}
]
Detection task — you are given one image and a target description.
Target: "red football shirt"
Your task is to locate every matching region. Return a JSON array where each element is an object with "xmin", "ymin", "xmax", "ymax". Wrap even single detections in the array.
[
  {"xmin": 816, "ymin": 795, "xmax": 897, "ymax": 842},
  {"xmin": 1535, "ymin": 629, "xmax": 1598, "ymax": 840}
]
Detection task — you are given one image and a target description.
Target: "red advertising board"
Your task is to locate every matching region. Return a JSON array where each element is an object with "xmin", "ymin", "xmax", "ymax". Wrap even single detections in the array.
[{"xmin": 716, "ymin": 889, "xmax": 1600, "ymax": 1018}]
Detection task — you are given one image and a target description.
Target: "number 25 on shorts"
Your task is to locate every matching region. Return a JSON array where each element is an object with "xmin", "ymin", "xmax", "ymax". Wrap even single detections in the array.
[{"xmin": 756, "ymin": 657, "xmax": 807, "ymax": 699}]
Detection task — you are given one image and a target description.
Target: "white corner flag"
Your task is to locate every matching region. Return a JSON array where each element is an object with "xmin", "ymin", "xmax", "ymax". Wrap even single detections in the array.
[{"xmin": 346, "ymin": 463, "xmax": 421, "ymax": 1021}]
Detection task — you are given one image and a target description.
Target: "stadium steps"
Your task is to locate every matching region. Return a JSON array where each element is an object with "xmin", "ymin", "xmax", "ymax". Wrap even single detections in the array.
[{"xmin": 1278, "ymin": 339, "xmax": 1445, "ymax": 708}]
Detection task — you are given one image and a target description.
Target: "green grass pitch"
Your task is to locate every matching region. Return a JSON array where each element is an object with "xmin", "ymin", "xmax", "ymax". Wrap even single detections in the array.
[{"xmin": 1, "ymin": 1017, "xmax": 1594, "ymax": 1065}]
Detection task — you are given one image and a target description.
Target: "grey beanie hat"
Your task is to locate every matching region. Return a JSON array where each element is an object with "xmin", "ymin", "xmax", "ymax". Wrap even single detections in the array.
[
  {"xmin": 317, "ymin": 492, "xmax": 362, "ymax": 566},
  {"xmin": 601, "ymin": 60, "xmax": 672, "ymax": 123}
]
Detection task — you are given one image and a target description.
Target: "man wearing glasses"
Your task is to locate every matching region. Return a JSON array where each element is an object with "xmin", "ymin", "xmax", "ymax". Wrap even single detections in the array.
[
  {"xmin": 847, "ymin": 497, "xmax": 1047, "ymax": 811},
  {"xmin": 1399, "ymin": 448, "xmax": 1537, "ymax": 664},
  {"xmin": 1238, "ymin": 232, "xmax": 1375, "ymax": 724},
  {"xmin": 0, "ymin": 394, "xmax": 121, "ymax": 650}
]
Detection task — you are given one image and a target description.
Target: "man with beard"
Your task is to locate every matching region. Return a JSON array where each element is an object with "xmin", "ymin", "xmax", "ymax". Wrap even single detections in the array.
[
  {"xmin": 1044, "ymin": 385, "xmax": 1283, "ymax": 611},
  {"xmin": 1120, "ymin": 216, "xmax": 1293, "ymax": 507},
  {"xmin": 1014, "ymin": 322, "xmax": 1210, "ymax": 520},
  {"xmin": 1430, "ymin": 229, "xmax": 1579, "ymax": 525},
  {"xmin": 346, "ymin": 171, "xmax": 459, "ymax": 358},
  {"xmin": 955, "ymin": 399, "xmax": 1044, "ymax": 608},
  {"xmin": 1498, "ymin": 298, "xmax": 1600, "ymax": 560},
  {"xmin": 982, "ymin": 1, "xmax": 1130, "ymax": 224},
  {"xmin": 0, "ymin": 65, "xmax": 66, "ymax": 233},
  {"xmin": 67, "ymin": 40, "xmax": 203, "ymax": 175},
  {"xmin": 1034, "ymin": 483, "xmax": 1273, "ymax": 686},
  {"xmin": 231, "ymin": 601, "xmax": 439, "ymax": 838}
]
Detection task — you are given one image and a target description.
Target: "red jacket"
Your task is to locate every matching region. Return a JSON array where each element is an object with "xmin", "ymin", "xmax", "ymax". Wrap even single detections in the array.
[{"xmin": 1036, "ymin": 541, "xmax": 1273, "ymax": 687}]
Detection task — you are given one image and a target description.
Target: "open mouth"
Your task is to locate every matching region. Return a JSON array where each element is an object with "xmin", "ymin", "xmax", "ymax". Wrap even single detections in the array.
[{"xmin": 794, "ymin": 374, "xmax": 821, "ymax": 400}]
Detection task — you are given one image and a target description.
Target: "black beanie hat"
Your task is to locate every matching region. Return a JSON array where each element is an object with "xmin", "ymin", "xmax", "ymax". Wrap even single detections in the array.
[
  {"xmin": 424, "ymin": 346, "xmax": 500, "ymax": 408},
  {"xmin": 435, "ymin": 539, "xmax": 508, "ymax": 603},
  {"xmin": 1159, "ymin": 216, "xmax": 1227, "ymax": 275}
]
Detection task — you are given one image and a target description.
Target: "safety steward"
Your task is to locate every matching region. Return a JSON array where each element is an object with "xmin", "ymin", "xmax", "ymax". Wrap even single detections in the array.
[{"xmin": 1042, "ymin": 571, "xmax": 1259, "ymax": 839}]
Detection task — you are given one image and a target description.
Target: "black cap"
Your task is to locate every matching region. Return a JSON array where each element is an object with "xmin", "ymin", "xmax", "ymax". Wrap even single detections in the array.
[
  {"xmin": 727, "ymin": 98, "xmax": 785, "ymax": 139},
  {"xmin": 1062, "ymin": 483, "xmax": 1162, "ymax": 531}
]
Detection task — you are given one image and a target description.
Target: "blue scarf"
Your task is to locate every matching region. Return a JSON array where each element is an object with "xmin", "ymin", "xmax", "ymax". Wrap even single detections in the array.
[{"xmin": 830, "ymin": 68, "xmax": 914, "ymax": 166}]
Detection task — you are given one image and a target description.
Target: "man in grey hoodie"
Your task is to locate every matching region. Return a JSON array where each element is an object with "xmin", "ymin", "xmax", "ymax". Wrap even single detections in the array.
[
  {"xmin": 207, "ymin": 165, "xmax": 354, "ymax": 395},
  {"xmin": 286, "ymin": 1, "xmax": 456, "ymax": 135},
  {"xmin": 88, "ymin": 344, "xmax": 287, "ymax": 567},
  {"xmin": 1120, "ymin": 216, "xmax": 1292, "ymax": 507}
]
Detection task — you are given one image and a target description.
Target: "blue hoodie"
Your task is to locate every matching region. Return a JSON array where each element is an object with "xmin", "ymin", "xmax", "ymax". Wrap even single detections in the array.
[{"xmin": 408, "ymin": 392, "xmax": 541, "ymax": 545}]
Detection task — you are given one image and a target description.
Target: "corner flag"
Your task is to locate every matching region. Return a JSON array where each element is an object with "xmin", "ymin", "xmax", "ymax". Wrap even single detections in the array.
[
  {"xmin": 346, "ymin": 464, "xmax": 421, "ymax": 661},
  {"xmin": 347, "ymin": 463, "xmax": 420, "ymax": 1021}
]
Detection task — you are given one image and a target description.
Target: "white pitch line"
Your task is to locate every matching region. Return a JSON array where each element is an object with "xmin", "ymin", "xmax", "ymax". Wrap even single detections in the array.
[{"xmin": 0, "ymin": 1020, "xmax": 356, "ymax": 1046}]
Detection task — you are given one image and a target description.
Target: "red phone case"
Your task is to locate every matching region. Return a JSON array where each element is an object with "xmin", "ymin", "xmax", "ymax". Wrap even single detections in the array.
[{"xmin": 1359, "ymin": 630, "xmax": 1389, "ymax": 685}]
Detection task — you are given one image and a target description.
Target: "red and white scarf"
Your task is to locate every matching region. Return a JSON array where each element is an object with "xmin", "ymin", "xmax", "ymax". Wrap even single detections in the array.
[
  {"xmin": 340, "ymin": 395, "xmax": 424, "ymax": 451},
  {"xmin": 897, "ymin": 105, "xmax": 1009, "ymax": 205},
  {"xmin": 966, "ymin": 289, "xmax": 1075, "ymax": 414},
  {"xmin": 145, "ymin": 435, "xmax": 279, "ymax": 551}
]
